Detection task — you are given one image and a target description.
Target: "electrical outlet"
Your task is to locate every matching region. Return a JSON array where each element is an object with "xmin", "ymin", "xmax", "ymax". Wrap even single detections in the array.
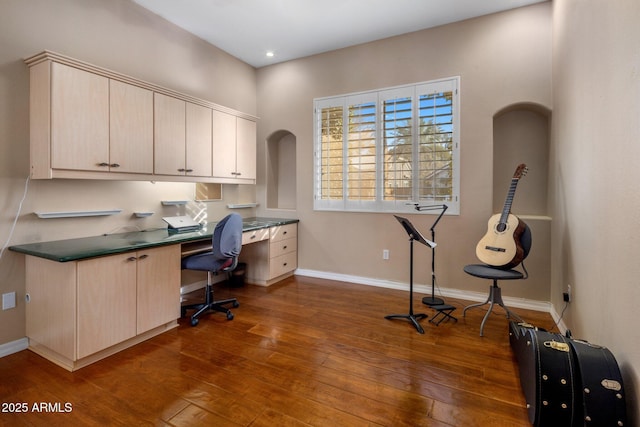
[
  {"xmin": 383, "ymin": 249, "xmax": 390, "ymax": 260},
  {"xmin": 2, "ymin": 292, "xmax": 16, "ymax": 310},
  {"xmin": 563, "ymin": 284, "xmax": 571, "ymax": 303}
]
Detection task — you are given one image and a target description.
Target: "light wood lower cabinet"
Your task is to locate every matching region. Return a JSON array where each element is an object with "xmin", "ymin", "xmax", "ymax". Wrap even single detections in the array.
[
  {"xmin": 25, "ymin": 245, "xmax": 180, "ymax": 371},
  {"xmin": 240, "ymin": 223, "xmax": 298, "ymax": 286}
]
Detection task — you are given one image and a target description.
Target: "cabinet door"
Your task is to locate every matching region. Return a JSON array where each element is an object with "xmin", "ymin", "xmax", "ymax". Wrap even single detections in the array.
[
  {"xmin": 51, "ymin": 62, "xmax": 109, "ymax": 171},
  {"xmin": 185, "ymin": 102, "xmax": 213, "ymax": 177},
  {"xmin": 110, "ymin": 80, "xmax": 153, "ymax": 174},
  {"xmin": 154, "ymin": 93, "xmax": 186, "ymax": 175},
  {"xmin": 212, "ymin": 110, "xmax": 237, "ymax": 178},
  {"xmin": 77, "ymin": 254, "xmax": 137, "ymax": 359},
  {"xmin": 236, "ymin": 117, "xmax": 257, "ymax": 180},
  {"xmin": 136, "ymin": 245, "xmax": 181, "ymax": 334}
]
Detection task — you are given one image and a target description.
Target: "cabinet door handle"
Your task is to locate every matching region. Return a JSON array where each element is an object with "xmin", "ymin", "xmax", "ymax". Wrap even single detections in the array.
[
  {"xmin": 110, "ymin": 163, "xmax": 120, "ymax": 168},
  {"xmin": 177, "ymin": 168, "xmax": 186, "ymax": 172},
  {"xmin": 98, "ymin": 162, "xmax": 110, "ymax": 167},
  {"xmin": 138, "ymin": 254, "xmax": 149, "ymax": 260},
  {"xmin": 283, "ymin": 231, "xmax": 287, "ymax": 235},
  {"xmin": 251, "ymin": 234, "xmax": 256, "ymax": 239},
  {"xmin": 283, "ymin": 245, "xmax": 287, "ymax": 250},
  {"xmin": 283, "ymin": 262, "xmax": 288, "ymax": 266},
  {"xmin": 185, "ymin": 169, "xmax": 193, "ymax": 173},
  {"xmin": 127, "ymin": 256, "xmax": 137, "ymax": 262}
]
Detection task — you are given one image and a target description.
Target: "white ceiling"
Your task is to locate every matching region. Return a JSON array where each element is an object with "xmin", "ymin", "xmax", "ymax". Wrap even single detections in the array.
[{"xmin": 133, "ymin": 0, "xmax": 547, "ymax": 68}]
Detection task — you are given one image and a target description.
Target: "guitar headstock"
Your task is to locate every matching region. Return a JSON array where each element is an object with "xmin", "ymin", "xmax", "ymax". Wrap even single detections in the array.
[{"xmin": 513, "ymin": 164, "xmax": 528, "ymax": 180}]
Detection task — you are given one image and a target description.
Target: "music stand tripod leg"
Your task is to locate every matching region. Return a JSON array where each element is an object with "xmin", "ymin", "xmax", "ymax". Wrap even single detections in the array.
[{"xmin": 385, "ymin": 312, "xmax": 427, "ymax": 334}]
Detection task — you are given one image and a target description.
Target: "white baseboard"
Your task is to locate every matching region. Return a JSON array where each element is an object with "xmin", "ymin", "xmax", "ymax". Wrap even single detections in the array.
[
  {"xmin": 0, "ymin": 337, "xmax": 28, "ymax": 358},
  {"xmin": 295, "ymin": 268, "xmax": 552, "ymax": 313}
]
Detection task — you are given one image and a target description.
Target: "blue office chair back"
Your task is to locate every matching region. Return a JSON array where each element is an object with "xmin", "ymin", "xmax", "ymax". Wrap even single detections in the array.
[{"xmin": 212, "ymin": 213, "xmax": 243, "ymax": 260}]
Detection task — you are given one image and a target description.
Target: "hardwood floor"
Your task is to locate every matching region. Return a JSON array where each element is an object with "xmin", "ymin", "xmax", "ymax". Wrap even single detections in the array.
[{"xmin": 0, "ymin": 275, "xmax": 556, "ymax": 426}]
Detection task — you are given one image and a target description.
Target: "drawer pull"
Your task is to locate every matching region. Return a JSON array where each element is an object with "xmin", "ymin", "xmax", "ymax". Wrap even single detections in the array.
[
  {"xmin": 283, "ymin": 231, "xmax": 287, "ymax": 235},
  {"xmin": 251, "ymin": 234, "xmax": 256, "ymax": 239},
  {"xmin": 283, "ymin": 245, "xmax": 287, "ymax": 250},
  {"xmin": 283, "ymin": 262, "xmax": 287, "ymax": 266}
]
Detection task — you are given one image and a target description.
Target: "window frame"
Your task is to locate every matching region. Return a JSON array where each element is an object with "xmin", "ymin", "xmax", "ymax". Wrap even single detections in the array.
[{"xmin": 313, "ymin": 77, "xmax": 460, "ymax": 215}]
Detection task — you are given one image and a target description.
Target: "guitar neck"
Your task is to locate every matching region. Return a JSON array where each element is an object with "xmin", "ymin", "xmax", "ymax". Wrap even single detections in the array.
[{"xmin": 499, "ymin": 178, "xmax": 520, "ymax": 224}]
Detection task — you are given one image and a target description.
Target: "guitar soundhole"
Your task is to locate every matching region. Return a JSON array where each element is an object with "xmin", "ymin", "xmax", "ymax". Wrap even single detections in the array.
[{"xmin": 496, "ymin": 223, "xmax": 508, "ymax": 233}]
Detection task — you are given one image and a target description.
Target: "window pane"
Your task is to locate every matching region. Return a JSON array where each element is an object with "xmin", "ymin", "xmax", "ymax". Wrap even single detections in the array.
[
  {"xmin": 314, "ymin": 77, "xmax": 459, "ymax": 214},
  {"xmin": 320, "ymin": 105, "xmax": 344, "ymax": 200},
  {"xmin": 418, "ymin": 92, "xmax": 453, "ymax": 201},
  {"xmin": 347, "ymin": 102, "xmax": 376, "ymax": 201},
  {"xmin": 383, "ymin": 97, "xmax": 413, "ymax": 201}
]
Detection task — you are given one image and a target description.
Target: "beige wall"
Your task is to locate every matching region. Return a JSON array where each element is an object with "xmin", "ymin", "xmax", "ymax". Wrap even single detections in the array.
[
  {"xmin": 0, "ymin": 0, "xmax": 257, "ymax": 345},
  {"xmin": 551, "ymin": 0, "xmax": 640, "ymax": 421},
  {"xmin": 256, "ymin": 4, "xmax": 552, "ymax": 300}
]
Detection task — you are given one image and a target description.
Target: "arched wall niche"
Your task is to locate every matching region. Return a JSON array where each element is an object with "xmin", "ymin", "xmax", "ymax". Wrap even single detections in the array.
[
  {"xmin": 266, "ymin": 129, "xmax": 297, "ymax": 210},
  {"xmin": 492, "ymin": 102, "xmax": 551, "ymax": 216}
]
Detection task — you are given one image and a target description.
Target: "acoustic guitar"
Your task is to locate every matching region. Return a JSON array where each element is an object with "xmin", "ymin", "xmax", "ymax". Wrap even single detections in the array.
[{"xmin": 476, "ymin": 164, "xmax": 528, "ymax": 268}]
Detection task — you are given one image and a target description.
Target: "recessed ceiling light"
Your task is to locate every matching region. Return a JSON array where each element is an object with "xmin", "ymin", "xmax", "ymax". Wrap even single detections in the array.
[{"xmin": 266, "ymin": 51, "xmax": 275, "ymax": 57}]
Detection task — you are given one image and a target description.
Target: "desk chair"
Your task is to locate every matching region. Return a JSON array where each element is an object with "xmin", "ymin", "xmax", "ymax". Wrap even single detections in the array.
[
  {"xmin": 181, "ymin": 213, "xmax": 242, "ymax": 326},
  {"xmin": 463, "ymin": 224, "xmax": 531, "ymax": 336}
]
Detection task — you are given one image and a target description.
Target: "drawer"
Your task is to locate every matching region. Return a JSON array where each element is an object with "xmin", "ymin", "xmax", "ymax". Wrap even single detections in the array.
[
  {"xmin": 270, "ymin": 237, "xmax": 297, "ymax": 258},
  {"xmin": 242, "ymin": 228, "xmax": 270, "ymax": 245},
  {"xmin": 270, "ymin": 223, "xmax": 297, "ymax": 243},
  {"xmin": 269, "ymin": 251, "xmax": 297, "ymax": 278}
]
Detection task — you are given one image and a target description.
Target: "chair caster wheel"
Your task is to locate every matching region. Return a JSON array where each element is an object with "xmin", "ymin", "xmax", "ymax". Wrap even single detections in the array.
[
  {"xmin": 226, "ymin": 312, "xmax": 234, "ymax": 320},
  {"xmin": 190, "ymin": 318, "xmax": 199, "ymax": 326},
  {"xmin": 233, "ymin": 301, "xmax": 240, "ymax": 308}
]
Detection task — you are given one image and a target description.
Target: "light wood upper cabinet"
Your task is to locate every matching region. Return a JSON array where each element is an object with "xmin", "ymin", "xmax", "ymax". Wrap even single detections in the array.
[
  {"xmin": 154, "ymin": 94, "xmax": 214, "ymax": 177},
  {"xmin": 237, "ymin": 117, "xmax": 257, "ymax": 180},
  {"xmin": 51, "ymin": 62, "xmax": 110, "ymax": 172},
  {"xmin": 154, "ymin": 93, "xmax": 186, "ymax": 176},
  {"xmin": 110, "ymin": 80, "xmax": 154, "ymax": 174},
  {"xmin": 212, "ymin": 110, "xmax": 256, "ymax": 181},
  {"xmin": 26, "ymin": 51, "xmax": 257, "ymax": 183},
  {"xmin": 185, "ymin": 102, "xmax": 213, "ymax": 177}
]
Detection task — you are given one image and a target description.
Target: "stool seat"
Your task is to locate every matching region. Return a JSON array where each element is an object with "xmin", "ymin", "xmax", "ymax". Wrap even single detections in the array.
[{"xmin": 464, "ymin": 264, "xmax": 524, "ymax": 280}]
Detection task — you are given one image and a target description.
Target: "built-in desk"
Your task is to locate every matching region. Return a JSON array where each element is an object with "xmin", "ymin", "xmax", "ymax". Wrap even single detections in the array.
[{"xmin": 9, "ymin": 217, "xmax": 298, "ymax": 371}]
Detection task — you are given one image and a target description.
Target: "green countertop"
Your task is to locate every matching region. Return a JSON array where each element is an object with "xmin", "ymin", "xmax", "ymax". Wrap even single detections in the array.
[{"xmin": 9, "ymin": 217, "xmax": 298, "ymax": 262}]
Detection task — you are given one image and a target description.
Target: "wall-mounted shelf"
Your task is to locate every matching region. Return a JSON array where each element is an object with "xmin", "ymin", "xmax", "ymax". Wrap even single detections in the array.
[
  {"xmin": 227, "ymin": 203, "xmax": 258, "ymax": 209},
  {"xmin": 34, "ymin": 209, "xmax": 123, "ymax": 219},
  {"xmin": 134, "ymin": 212, "xmax": 154, "ymax": 218},
  {"xmin": 161, "ymin": 201, "xmax": 188, "ymax": 206}
]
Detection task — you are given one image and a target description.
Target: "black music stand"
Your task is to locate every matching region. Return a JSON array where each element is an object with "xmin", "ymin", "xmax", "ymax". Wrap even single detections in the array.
[
  {"xmin": 385, "ymin": 215, "xmax": 436, "ymax": 334},
  {"xmin": 412, "ymin": 204, "xmax": 448, "ymax": 306}
]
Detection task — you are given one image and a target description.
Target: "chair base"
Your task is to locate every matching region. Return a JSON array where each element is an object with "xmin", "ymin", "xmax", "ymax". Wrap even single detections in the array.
[
  {"xmin": 463, "ymin": 283, "xmax": 522, "ymax": 336},
  {"xmin": 181, "ymin": 297, "xmax": 239, "ymax": 326},
  {"xmin": 181, "ymin": 273, "xmax": 239, "ymax": 326}
]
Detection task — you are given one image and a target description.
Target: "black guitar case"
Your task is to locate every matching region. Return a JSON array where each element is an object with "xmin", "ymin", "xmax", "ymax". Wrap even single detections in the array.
[
  {"xmin": 509, "ymin": 323, "xmax": 579, "ymax": 426},
  {"xmin": 567, "ymin": 338, "xmax": 627, "ymax": 427}
]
